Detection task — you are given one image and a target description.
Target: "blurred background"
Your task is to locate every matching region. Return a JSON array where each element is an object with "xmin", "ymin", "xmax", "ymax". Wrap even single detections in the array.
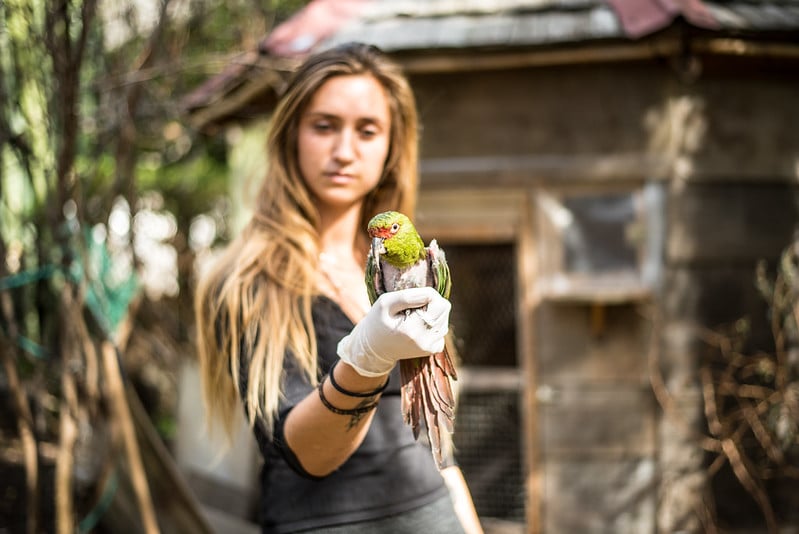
[{"xmin": 2, "ymin": 1, "xmax": 799, "ymax": 533}]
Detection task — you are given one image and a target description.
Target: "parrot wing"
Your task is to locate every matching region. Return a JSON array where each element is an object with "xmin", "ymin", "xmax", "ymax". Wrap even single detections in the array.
[
  {"xmin": 365, "ymin": 246, "xmax": 382, "ymax": 306},
  {"xmin": 427, "ymin": 239, "xmax": 451, "ymax": 300}
]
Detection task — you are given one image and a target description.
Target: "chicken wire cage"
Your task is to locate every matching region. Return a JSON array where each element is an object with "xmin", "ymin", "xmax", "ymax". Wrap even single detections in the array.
[
  {"xmin": 447, "ymin": 243, "xmax": 517, "ymax": 367},
  {"xmin": 444, "ymin": 243, "xmax": 526, "ymax": 524},
  {"xmin": 455, "ymin": 391, "xmax": 526, "ymax": 522}
]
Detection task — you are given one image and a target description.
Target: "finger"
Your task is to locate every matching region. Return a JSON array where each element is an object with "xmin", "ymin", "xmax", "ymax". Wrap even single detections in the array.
[
  {"xmin": 405, "ymin": 309, "xmax": 449, "ymax": 339},
  {"xmin": 386, "ymin": 287, "xmax": 437, "ymax": 314},
  {"xmin": 418, "ymin": 296, "xmax": 451, "ymax": 325},
  {"xmin": 412, "ymin": 308, "xmax": 447, "ymax": 331}
]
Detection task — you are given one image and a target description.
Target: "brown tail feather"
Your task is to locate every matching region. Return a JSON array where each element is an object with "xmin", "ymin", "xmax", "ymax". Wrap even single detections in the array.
[
  {"xmin": 433, "ymin": 348, "xmax": 458, "ymax": 380},
  {"xmin": 400, "ymin": 359, "xmax": 423, "ymax": 439},
  {"xmin": 399, "ymin": 360, "xmax": 414, "ymax": 425},
  {"xmin": 429, "ymin": 355, "xmax": 456, "ymax": 418},
  {"xmin": 400, "ymin": 352, "xmax": 457, "ymax": 468},
  {"xmin": 420, "ymin": 369, "xmax": 444, "ymax": 466}
]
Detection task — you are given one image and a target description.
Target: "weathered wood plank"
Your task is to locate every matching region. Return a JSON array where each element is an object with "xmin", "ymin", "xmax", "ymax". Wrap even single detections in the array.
[
  {"xmin": 398, "ymin": 39, "xmax": 683, "ymax": 74},
  {"xmin": 542, "ymin": 458, "xmax": 656, "ymax": 533},
  {"xmin": 650, "ymin": 321, "xmax": 705, "ymax": 533},
  {"xmin": 538, "ymin": 386, "xmax": 657, "ymax": 457},
  {"xmin": 666, "ymin": 183, "xmax": 799, "ymax": 264},
  {"xmin": 416, "ymin": 188, "xmax": 524, "ymax": 242},
  {"xmin": 686, "ymin": 66, "xmax": 799, "ymax": 180},
  {"xmin": 418, "ymin": 153, "xmax": 671, "ymax": 188},
  {"xmin": 661, "ymin": 266, "xmax": 775, "ymax": 347},
  {"xmin": 412, "ymin": 64, "xmax": 664, "ymax": 159},
  {"xmin": 410, "ymin": 61, "xmax": 799, "ymax": 184},
  {"xmin": 537, "ymin": 302, "xmax": 651, "ymax": 384}
]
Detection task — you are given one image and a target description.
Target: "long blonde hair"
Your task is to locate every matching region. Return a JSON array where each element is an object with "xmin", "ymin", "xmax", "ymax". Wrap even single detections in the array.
[{"xmin": 195, "ymin": 43, "xmax": 420, "ymax": 438}]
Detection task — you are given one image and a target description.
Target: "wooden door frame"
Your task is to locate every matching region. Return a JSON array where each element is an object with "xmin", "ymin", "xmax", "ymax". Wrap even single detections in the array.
[{"xmin": 416, "ymin": 188, "xmax": 541, "ymax": 533}]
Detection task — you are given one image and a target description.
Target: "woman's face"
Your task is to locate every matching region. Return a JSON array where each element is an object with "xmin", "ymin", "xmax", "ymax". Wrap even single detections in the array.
[{"xmin": 297, "ymin": 74, "xmax": 392, "ymax": 214}]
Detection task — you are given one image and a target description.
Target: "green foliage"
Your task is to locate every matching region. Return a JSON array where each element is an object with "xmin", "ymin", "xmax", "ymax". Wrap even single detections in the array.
[
  {"xmin": 0, "ymin": 0, "xmax": 308, "ymax": 505},
  {"xmin": 2, "ymin": 0, "xmax": 307, "ymax": 279}
]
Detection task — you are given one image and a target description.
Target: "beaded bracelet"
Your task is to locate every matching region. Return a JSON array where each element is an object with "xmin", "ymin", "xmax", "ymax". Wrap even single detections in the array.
[
  {"xmin": 328, "ymin": 359, "xmax": 390, "ymax": 398},
  {"xmin": 317, "ymin": 375, "xmax": 379, "ymax": 416}
]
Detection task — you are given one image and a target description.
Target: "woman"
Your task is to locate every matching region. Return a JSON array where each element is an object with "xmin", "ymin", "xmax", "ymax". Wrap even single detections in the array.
[{"xmin": 194, "ymin": 42, "xmax": 482, "ymax": 534}]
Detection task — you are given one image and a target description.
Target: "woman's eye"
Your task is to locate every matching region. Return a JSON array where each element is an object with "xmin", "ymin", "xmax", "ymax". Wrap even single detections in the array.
[
  {"xmin": 312, "ymin": 121, "xmax": 333, "ymax": 132},
  {"xmin": 359, "ymin": 120, "xmax": 384, "ymax": 138}
]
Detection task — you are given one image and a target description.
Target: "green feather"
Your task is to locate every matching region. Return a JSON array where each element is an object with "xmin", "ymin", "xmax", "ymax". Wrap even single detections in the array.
[
  {"xmin": 368, "ymin": 211, "xmax": 425, "ymax": 267},
  {"xmin": 365, "ymin": 211, "xmax": 451, "ymax": 302}
]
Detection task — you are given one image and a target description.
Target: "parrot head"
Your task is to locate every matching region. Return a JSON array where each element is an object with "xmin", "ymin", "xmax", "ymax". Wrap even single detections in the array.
[{"xmin": 367, "ymin": 211, "xmax": 426, "ymax": 267}]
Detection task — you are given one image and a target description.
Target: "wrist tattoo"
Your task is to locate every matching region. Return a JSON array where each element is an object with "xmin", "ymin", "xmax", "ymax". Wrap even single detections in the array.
[{"xmin": 317, "ymin": 375, "xmax": 379, "ymax": 430}]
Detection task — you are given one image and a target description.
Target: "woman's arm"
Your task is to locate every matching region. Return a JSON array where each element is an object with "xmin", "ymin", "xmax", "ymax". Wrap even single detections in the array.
[
  {"xmin": 285, "ymin": 287, "xmax": 451, "ymax": 476},
  {"xmin": 283, "ymin": 360, "xmax": 388, "ymax": 476},
  {"xmin": 441, "ymin": 465, "xmax": 484, "ymax": 534}
]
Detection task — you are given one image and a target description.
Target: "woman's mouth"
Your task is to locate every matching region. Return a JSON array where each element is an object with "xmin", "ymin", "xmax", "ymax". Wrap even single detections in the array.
[{"xmin": 326, "ymin": 171, "xmax": 355, "ymax": 184}]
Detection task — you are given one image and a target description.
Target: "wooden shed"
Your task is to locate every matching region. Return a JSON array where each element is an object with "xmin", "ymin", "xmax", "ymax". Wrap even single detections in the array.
[{"xmin": 183, "ymin": 1, "xmax": 799, "ymax": 532}]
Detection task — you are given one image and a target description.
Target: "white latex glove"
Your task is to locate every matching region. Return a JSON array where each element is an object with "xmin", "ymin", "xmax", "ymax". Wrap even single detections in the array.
[{"xmin": 337, "ymin": 287, "xmax": 451, "ymax": 377}]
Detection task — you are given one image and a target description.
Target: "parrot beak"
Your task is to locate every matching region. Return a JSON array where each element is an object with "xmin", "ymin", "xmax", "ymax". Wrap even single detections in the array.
[{"xmin": 371, "ymin": 237, "xmax": 386, "ymax": 263}]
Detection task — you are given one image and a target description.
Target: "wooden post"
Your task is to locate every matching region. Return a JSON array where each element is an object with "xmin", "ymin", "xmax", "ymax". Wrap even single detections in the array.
[
  {"xmin": 0, "ymin": 335, "xmax": 38, "ymax": 534},
  {"xmin": 518, "ymin": 191, "xmax": 541, "ymax": 533},
  {"xmin": 102, "ymin": 341, "xmax": 160, "ymax": 534}
]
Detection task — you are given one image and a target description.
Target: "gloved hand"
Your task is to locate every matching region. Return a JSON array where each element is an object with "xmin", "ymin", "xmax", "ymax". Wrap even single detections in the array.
[{"xmin": 337, "ymin": 287, "xmax": 451, "ymax": 377}]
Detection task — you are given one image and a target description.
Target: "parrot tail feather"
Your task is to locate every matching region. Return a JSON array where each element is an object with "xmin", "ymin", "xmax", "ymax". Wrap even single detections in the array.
[
  {"xmin": 428, "ymin": 352, "xmax": 456, "ymax": 434},
  {"xmin": 400, "ymin": 362, "xmax": 413, "ymax": 424},
  {"xmin": 400, "ymin": 360, "xmax": 423, "ymax": 439},
  {"xmin": 420, "ymin": 369, "xmax": 444, "ymax": 467},
  {"xmin": 433, "ymin": 349, "xmax": 458, "ymax": 380},
  {"xmin": 400, "ymin": 354, "xmax": 457, "ymax": 469},
  {"xmin": 430, "ymin": 348, "xmax": 457, "ymax": 418}
]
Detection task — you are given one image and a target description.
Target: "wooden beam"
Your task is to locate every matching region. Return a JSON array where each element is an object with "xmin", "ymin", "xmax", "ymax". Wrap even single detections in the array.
[
  {"xmin": 416, "ymin": 188, "xmax": 525, "ymax": 241},
  {"xmin": 397, "ymin": 35, "xmax": 799, "ymax": 75},
  {"xmin": 518, "ymin": 191, "xmax": 541, "ymax": 533},
  {"xmin": 419, "ymin": 153, "xmax": 671, "ymax": 189},
  {"xmin": 187, "ymin": 69, "xmax": 286, "ymax": 133},
  {"xmin": 456, "ymin": 366, "xmax": 524, "ymax": 392},
  {"xmin": 694, "ymin": 37, "xmax": 799, "ymax": 60},
  {"xmin": 397, "ymin": 39, "xmax": 684, "ymax": 74}
]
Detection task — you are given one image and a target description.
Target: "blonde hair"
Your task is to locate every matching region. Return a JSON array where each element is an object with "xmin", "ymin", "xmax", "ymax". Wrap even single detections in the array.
[{"xmin": 195, "ymin": 43, "xmax": 420, "ymax": 438}]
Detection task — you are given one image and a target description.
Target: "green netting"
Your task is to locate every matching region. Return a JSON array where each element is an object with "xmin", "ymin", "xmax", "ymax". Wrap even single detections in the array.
[
  {"xmin": 0, "ymin": 228, "xmax": 139, "ymax": 354},
  {"xmin": 72, "ymin": 228, "xmax": 139, "ymax": 336}
]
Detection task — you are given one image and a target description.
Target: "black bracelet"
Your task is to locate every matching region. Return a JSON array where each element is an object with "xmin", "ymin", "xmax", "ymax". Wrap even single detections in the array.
[
  {"xmin": 328, "ymin": 359, "xmax": 390, "ymax": 398},
  {"xmin": 317, "ymin": 375, "xmax": 379, "ymax": 416}
]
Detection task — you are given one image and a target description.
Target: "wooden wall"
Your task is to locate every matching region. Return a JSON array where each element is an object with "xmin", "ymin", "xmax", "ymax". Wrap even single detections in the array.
[{"xmin": 410, "ymin": 54, "xmax": 799, "ymax": 533}]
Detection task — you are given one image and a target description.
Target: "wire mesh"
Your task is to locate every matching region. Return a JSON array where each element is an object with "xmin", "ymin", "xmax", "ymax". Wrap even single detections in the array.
[
  {"xmin": 445, "ymin": 243, "xmax": 517, "ymax": 367},
  {"xmin": 442, "ymin": 243, "xmax": 526, "ymax": 523},
  {"xmin": 455, "ymin": 391, "xmax": 526, "ymax": 522}
]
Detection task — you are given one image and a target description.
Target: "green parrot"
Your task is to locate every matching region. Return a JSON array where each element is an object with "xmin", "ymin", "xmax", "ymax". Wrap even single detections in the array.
[{"xmin": 365, "ymin": 210, "xmax": 457, "ymax": 467}]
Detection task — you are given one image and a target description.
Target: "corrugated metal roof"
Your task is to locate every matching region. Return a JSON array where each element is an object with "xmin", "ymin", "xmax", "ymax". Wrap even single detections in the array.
[
  {"xmin": 326, "ymin": 5, "xmax": 622, "ymax": 50},
  {"xmin": 322, "ymin": 0, "xmax": 799, "ymax": 52},
  {"xmin": 707, "ymin": 2, "xmax": 799, "ymax": 31},
  {"xmin": 183, "ymin": 0, "xmax": 799, "ymax": 130},
  {"xmin": 359, "ymin": 0, "xmax": 600, "ymax": 19},
  {"xmin": 325, "ymin": 0, "xmax": 622, "ymax": 50}
]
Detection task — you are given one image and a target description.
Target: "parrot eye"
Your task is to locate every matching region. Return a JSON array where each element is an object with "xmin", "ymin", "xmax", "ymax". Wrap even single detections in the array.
[{"xmin": 390, "ymin": 223, "xmax": 400, "ymax": 233}]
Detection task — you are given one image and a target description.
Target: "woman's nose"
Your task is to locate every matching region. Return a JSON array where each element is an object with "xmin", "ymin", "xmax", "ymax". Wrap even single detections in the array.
[{"xmin": 332, "ymin": 129, "xmax": 355, "ymax": 162}]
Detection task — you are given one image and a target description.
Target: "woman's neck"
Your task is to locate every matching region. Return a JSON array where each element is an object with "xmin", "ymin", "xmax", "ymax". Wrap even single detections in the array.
[
  {"xmin": 317, "ymin": 204, "xmax": 366, "ymax": 262},
  {"xmin": 316, "ymin": 203, "xmax": 371, "ymax": 321}
]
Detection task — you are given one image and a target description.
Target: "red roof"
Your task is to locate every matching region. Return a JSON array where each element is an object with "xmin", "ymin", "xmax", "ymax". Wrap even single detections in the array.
[
  {"xmin": 606, "ymin": 0, "xmax": 718, "ymax": 39},
  {"xmin": 259, "ymin": 0, "xmax": 373, "ymax": 57}
]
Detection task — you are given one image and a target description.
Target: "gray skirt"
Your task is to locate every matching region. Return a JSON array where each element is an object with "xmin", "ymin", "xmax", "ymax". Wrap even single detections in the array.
[{"xmin": 295, "ymin": 494, "xmax": 466, "ymax": 534}]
